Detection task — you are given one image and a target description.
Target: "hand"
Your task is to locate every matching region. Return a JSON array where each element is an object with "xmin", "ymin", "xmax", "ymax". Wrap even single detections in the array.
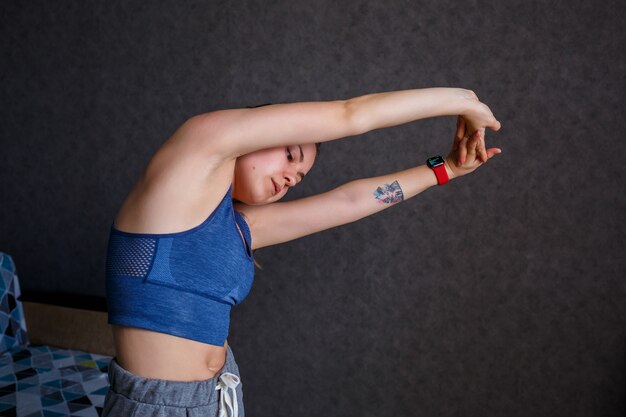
[
  {"xmin": 457, "ymin": 90, "xmax": 501, "ymax": 163},
  {"xmin": 445, "ymin": 116, "xmax": 501, "ymax": 179}
]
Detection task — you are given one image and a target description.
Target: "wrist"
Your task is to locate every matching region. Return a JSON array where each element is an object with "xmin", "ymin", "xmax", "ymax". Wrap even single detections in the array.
[
  {"xmin": 444, "ymin": 160, "xmax": 457, "ymax": 180},
  {"xmin": 456, "ymin": 89, "xmax": 481, "ymax": 116},
  {"xmin": 426, "ymin": 155, "xmax": 451, "ymax": 185}
]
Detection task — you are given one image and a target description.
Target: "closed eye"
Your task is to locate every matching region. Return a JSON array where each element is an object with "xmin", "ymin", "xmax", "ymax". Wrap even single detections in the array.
[{"xmin": 286, "ymin": 146, "xmax": 305, "ymax": 183}]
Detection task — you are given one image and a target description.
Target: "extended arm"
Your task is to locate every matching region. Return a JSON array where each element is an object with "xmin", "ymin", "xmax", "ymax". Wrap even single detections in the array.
[
  {"xmin": 237, "ymin": 164, "xmax": 443, "ymax": 250},
  {"xmin": 173, "ymin": 88, "xmax": 499, "ymax": 160},
  {"xmin": 237, "ymin": 117, "xmax": 500, "ymax": 249}
]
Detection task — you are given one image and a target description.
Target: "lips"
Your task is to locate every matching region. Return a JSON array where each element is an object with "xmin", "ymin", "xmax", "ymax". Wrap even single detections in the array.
[{"xmin": 272, "ymin": 179, "xmax": 280, "ymax": 195}]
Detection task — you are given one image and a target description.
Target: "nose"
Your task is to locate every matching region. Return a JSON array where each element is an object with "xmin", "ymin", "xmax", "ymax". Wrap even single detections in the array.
[{"xmin": 284, "ymin": 172, "xmax": 297, "ymax": 187}]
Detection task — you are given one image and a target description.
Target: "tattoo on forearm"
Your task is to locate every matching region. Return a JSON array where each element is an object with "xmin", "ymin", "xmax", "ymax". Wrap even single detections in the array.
[{"xmin": 372, "ymin": 180, "xmax": 404, "ymax": 204}]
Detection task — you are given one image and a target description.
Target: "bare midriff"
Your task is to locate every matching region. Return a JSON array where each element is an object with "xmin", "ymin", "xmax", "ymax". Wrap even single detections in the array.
[
  {"xmin": 112, "ymin": 325, "xmax": 228, "ymax": 381},
  {"xmin": 109, "ymin": 147, "xmax": 238, "ymax": 382}
]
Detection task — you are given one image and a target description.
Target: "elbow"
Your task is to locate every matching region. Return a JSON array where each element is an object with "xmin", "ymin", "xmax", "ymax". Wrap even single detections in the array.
[
  {"xmin": 176, "ymin": 111, "xmax": 237, "ymax": 159},
  {"xmin": 344, "ymin": 97, "xmax": 371, "ymax": 136},
  {"xmin": 338, "ymin": 179, "xmax": 366, "ymax": 209},
  {"xmin": 181, "ymin": 112, "xmax": 219, "ymax": 135}
]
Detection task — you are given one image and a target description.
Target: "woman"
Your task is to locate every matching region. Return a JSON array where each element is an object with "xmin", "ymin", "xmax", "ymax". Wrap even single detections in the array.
[{"xmin": 103, "ymin": 87, "xmax": 501, "ymax": 417}]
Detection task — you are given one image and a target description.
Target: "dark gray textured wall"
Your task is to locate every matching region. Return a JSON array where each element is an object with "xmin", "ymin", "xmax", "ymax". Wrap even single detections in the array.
[{"xmin": 1, "ymin": 1, "xmax": 624, "ymax": 416}]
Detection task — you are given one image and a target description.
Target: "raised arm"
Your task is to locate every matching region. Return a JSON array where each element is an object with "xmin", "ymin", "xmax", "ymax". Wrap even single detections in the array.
[
  {"xmin": 176, "ymin": 88, "xmax": 500, "ymax": 160},
  {"xmin": 238, "ymin": 163, "xmax": 446, "ymax": 250},
  {"xmin": 238, "ymin": 116, "xmax": 501, "ymax": 249}
]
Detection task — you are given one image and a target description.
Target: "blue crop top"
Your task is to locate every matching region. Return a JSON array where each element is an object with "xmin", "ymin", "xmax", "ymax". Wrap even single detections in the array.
[{"xmin": 105, "ymin": 185, "xmax": 254, "ymax": 346}]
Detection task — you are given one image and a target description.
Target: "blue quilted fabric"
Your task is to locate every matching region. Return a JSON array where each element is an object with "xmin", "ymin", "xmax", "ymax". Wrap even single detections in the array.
[
  {"xmin": 0, "ymin": 253, "xmax": 29, "ymax": 353},
  {"xmin": 0, "ymin": 345, "xmax": 111, "ymax": 416},
  {"xmin": 0, "ymin": 252, "xmax": 112, "ymax": 416}
]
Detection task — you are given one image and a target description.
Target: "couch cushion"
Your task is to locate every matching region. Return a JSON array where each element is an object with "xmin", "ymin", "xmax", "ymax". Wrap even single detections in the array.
[
  {"xmin": 0, "ymin": 345, "xmax": 111, "ymax": 416},
  {"xmin": 0, "ymin": 253, "xmax": 29, "ymax": 353}
]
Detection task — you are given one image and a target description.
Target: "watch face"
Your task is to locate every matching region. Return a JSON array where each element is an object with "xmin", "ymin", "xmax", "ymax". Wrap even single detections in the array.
[{"xmin": 427, "ymin": 156, "xmax": 444, "ymax": 168}]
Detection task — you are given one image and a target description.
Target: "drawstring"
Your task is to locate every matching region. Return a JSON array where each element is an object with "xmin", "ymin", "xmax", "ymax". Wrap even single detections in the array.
[{"xmin": 215, "ymin": 372, "xmax": 240, "ymax": 417}]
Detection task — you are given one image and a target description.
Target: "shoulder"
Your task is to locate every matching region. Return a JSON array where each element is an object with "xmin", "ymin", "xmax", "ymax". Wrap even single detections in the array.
[{"xmin": 113, "ymin": 122, "xmax": 237, "ymax": 234}]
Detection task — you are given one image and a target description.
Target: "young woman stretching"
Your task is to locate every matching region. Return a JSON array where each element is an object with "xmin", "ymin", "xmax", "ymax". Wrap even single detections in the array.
[{"xmin": 103, "ymin": 87, "xmax": 501, "ymax": 417}]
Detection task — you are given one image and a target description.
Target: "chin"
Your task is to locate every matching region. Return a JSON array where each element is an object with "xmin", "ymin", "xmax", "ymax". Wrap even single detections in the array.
[
  {"xmin": 246, "ymin": 199, "xmax": 267, "ymax": 206},
  {"xmin": 242, "ymin": 193, "xmax": 273, "ymax": 206},
  {"xmin": 234, "ymin": 182, "xmax": 281, "ymax": 205}
]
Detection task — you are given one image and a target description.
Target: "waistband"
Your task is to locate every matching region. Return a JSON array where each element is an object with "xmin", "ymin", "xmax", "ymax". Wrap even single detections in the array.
[{"xmin": 107, "ymin": 344, "xmax": 240, "ymax": 408}]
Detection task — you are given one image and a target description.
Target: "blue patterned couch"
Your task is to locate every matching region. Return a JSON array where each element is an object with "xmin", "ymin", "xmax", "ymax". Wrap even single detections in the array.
[{"xmin": 0, "ymin": 252, "xmax": 112, "ymax": 417}]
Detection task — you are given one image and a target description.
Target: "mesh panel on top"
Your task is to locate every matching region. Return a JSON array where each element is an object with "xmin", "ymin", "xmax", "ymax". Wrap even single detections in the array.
[{"xmin": 106, "ymin": 235, "xmax": 157, "ymax": 278}]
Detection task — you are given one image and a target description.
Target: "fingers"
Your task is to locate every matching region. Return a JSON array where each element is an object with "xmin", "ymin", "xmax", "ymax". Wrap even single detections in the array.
[
  {"xmin": 467, "ymin": 131, "xmax": 479, "ymax": 161},
  {"xmin": 457, "ymin": 134, "xmax": 469, "ymax": 166},
  {"xmin": 490, "ymin": 119, "xmax": 502, "ymax": 131},
  {"xmin": 453, "ymin": 116, "xmax": 465, "ymax": 152},
  {"xmin": 455, "ymin": 116, "xmax": 500, "ymax": 166},
  {"xmin": 486, "ymin": 147, "xmax": 502, "ymax": 159},
  {"xmin": 475, "ymin": 129, "xmax": 488, "ymax": 162}
]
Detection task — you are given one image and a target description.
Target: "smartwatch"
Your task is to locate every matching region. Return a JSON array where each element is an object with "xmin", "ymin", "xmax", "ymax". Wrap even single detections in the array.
[{"xmin": 426, "ymin": 156, "xmax": 449, "ymax": 185}]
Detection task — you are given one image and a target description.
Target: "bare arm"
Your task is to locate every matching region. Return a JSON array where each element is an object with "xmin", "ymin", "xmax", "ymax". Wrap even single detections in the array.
[
  {"xmin": 237, "ymin": 116, "xmax": 501, "ymax": 249},
  {"xmin": 178, "ymin": 87, "xmax": 499, "ymax": 160},
  {"xmin": 238, "ymin": 164, "xmax": 445, "ymax": 250},
  {"xmin": 345, "ymin": 87, "xmax": 499, "ymax": 133}
]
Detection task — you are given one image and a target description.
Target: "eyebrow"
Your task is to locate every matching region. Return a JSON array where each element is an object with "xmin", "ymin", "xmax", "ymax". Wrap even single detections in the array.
[{"xmin": 297, "ymin": 145, "xmax": 305, "ymax": 181}]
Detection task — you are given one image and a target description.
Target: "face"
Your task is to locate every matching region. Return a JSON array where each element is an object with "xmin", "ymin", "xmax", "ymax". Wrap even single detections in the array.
[{"xmin": 233, "ymin": 143, "xmax": 317, "ymax": 205}]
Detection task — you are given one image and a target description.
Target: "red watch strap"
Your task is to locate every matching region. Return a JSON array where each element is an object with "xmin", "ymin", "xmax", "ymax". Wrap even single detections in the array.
[{"xmin": 432, "ymin": 163, "xmax": 449, "ymax": 185}]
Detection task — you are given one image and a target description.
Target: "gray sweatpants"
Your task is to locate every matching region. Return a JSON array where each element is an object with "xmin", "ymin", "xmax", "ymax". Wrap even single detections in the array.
[{"xmin": 102, "ymin": 345, "xmax": 244, "ymax": 417}]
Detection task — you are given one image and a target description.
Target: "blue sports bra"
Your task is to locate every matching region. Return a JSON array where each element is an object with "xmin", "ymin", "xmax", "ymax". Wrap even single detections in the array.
[{"xmin": 105, "ymin": 185, "xmax": 254, "ymax": 346}]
